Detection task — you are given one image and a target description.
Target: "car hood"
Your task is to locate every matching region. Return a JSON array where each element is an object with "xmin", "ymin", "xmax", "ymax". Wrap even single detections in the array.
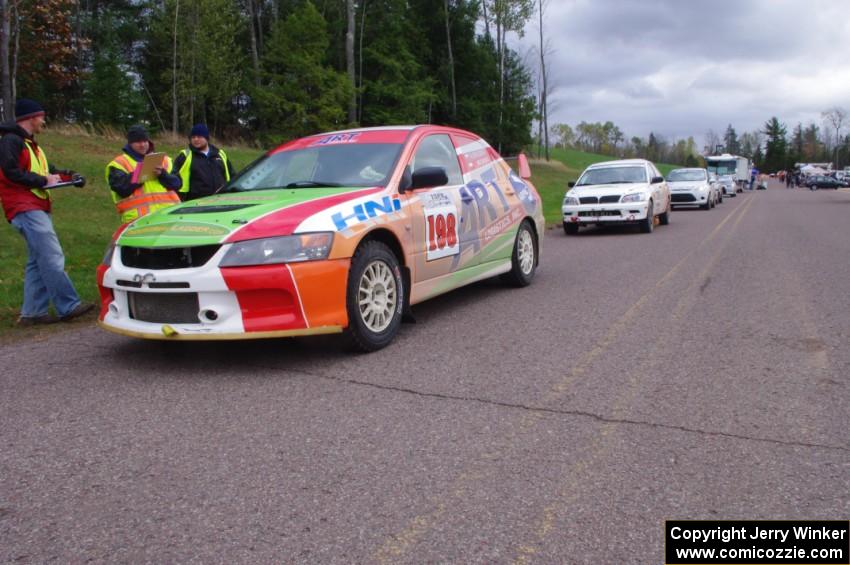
[
  {"xmin": 568, "ymin": 183, "xmax": 650, "ymax": 198},
  {"xmin": 117, "ymin": 187, "xmax": 383, "ymax": 247}
]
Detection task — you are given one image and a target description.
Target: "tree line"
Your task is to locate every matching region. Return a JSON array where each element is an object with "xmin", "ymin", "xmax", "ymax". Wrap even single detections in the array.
[
  {"xmin": 0, "ymin": 0, "xmax": 541, "ymax": 154},
  {"xmin": 547, "ymin": 121, "xmax": 702, "ymax": 167},
  {"xmin": 707, "ymin": 108, "xmax": 850, "ymax": 173}
]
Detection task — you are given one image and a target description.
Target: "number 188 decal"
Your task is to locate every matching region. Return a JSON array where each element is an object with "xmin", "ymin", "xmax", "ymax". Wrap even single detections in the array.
[{"xmin": 425, "ymin": 204, "xmax": 459, "ymax": 261}]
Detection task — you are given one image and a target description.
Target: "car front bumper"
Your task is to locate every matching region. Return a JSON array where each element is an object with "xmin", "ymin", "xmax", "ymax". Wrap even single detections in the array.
[
  {"xmin": 562, "ymin": 201, "xmax": 651, "ymax": 225},
  {"xmin": 670, "ymin": 189, "xmax": 711, "ymax": 207},
  {"xmin": 97, "ymin": 248, "xmax": 349, "ymax": 340}
]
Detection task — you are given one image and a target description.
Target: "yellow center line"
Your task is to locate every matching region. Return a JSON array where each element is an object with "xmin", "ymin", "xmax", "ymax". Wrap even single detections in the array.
[
  {"xmin": 374, "ymin": 198, "xmax": 754, "ymax": 562},
  {"xmin": 513, "ymin": 195, "xmax": 759, "ymax": 563}
]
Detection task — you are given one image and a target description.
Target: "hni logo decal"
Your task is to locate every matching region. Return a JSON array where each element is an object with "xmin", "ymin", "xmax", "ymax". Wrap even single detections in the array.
[{"xmin": 332, "ymin": 196, "xmax": 402, "ymax": 230}]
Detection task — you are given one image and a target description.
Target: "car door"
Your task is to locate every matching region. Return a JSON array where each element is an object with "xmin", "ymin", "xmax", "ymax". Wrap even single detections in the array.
[
  {"xmin": 402, "ymin": 133, "xmax": 470, "ymax": 285},
  {"xmin": 648, "ymin": 163, "xmax": 662, "ymax": 214}
]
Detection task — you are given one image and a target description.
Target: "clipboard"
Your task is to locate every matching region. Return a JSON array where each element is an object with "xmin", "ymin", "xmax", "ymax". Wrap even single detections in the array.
[{"xmin": 131, "ymin": 152, "xmax": 167, "ymax": 184}]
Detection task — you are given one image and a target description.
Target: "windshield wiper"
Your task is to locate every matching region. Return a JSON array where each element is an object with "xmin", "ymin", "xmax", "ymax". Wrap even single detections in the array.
[
  {"xmin": 605, "ymin": 180, "xmax": 639, "ymax": 184},
  {"xmin": 285, "ymin": 180, "xmax": 343, "ymax": 188}
]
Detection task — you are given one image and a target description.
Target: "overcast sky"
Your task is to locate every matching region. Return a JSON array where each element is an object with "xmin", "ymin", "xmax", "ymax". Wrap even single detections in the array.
[{"xmin": 511, "ymin": 0, "xmax": 850, "ymax": 149}]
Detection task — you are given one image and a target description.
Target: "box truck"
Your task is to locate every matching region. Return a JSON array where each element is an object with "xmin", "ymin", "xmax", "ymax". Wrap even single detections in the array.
[{"xmin": 706, "ymin": 154, "xmax": 749, "ymax": 194}]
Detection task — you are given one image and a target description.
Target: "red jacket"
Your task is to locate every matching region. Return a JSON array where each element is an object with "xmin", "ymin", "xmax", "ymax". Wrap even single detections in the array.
[{"xmin": 0, "ymin": 122, "xmax": 55, "ymax": 222}]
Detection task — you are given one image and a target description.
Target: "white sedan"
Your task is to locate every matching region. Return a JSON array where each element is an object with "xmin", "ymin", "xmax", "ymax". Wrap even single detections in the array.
[
  {"xmin": 562, "ymin": 159, "xmax": 671, "ymax": 235},
  {"xmin": 668, "ymin": 168, "xmax": 720, "ymax": 210}
]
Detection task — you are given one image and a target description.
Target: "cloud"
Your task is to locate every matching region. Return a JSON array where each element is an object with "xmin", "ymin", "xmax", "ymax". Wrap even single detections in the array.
[{"xmin": 515, "ymin": 0, "xmax": 850, "ymax": 147}]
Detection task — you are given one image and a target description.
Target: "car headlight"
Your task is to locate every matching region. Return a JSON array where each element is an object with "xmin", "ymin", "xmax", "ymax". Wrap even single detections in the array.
[
  {"xmin": 563, "ymin": 195, "xmax": 579, "ymax": 206},
  {"xmin": 621, "ymin": 192, "xmax": 645, "ymax": 203},
  {"xmin": 219, "ymin": 233, "xmax": 334, "ymax": 267}
]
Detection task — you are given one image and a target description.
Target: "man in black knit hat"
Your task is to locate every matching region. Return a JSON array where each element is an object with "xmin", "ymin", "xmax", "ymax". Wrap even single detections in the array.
[
  {"xmin": 172, "ymin": 123, "xmax": 236, "ymax": 201},
  {"xmin": 0, "ymin": 98, "xmax": 93, "ymax": 325}
]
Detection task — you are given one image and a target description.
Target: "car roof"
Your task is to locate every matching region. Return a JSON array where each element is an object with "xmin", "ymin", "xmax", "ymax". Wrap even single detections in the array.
[
  {"xmin": 670, "ymin": 167, "xmax": 706, "ymax": 172},
  {"xmin": 587, "ymin": 159, "xmax": 652, "ymax": 169}
]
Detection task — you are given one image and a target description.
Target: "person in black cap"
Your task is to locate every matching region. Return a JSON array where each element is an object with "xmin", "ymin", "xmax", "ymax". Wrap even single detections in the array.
[
  {"xmin": 172, "ymin": 123, "xmax": 235, "ymax": 201},
  {"xmin": 105, "ymin": 124, "xmax": 182, "ymax": 224},
  {"xmin": 0, "ymin": 98, "xmax": 94, "ymax": 325}
]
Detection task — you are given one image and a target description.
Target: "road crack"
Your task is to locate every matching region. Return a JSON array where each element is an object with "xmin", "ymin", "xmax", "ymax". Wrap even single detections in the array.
[{"xmin": 248, "ymin": 363, "xmax": 850, "ymax": 454}]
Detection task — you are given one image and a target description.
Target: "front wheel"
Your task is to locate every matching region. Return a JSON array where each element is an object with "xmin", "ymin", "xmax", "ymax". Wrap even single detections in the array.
[
  {"xmin": 344, "ymin": 241, "xmax": 404, "ymax": 352},
  {"xmin": 640, "ymin": 201, "xmax": 654, "ymax": 233},
  {"xmin": 502, "ymin": 220, "xmax": 537, "ymax": 287},
  {"xmin": 563, "ymin": 222, "xmax": 579, "ymax": 235},
  {"xmin": 658, "ymin": 199, "xmax": 671, "ymax": 225}
]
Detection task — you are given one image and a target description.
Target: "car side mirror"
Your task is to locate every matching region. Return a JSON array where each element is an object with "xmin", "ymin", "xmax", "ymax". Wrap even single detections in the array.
[
  {"xmin": 411, "ymin": 166, "xmax": 449, "ymax": 190},
  {"xmin": 651, "ymin": 176, "xmax": 664, "ymax": 184},
  {"xmin": 568, "ymin": 181, "xmax": 576, "ymax": 188}
]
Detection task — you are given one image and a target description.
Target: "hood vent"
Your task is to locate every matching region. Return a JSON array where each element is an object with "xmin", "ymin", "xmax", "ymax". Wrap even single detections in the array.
[{"xmin": 170, "ymin": 204, "xmax": 254, "ymax": 215}]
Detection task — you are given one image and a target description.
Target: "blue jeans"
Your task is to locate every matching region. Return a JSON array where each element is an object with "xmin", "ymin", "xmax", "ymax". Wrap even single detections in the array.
[{"xmin": 10, "ymin": 210, "xmax": 82, "ymax": 318}]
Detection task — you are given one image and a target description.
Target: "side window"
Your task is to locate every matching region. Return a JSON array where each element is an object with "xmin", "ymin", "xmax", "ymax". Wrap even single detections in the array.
[{"xmin": 411, "ymin": 134, "xmax": 463, "ymax": 186}]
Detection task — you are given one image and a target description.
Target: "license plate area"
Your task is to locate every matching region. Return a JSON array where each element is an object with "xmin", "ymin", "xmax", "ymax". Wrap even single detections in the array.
[{"xmin": 128, "ymin": 292, "xmax": 200, "ymax": 324}]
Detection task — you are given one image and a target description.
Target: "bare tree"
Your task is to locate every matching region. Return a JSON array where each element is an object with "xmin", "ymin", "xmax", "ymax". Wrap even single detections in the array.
[
  {"xmin": 244, "ymin": 0, "xmax": 261, "ymax": 87},
  {"xmin": 357, "ymin": 0, "xmax": 367, "ymax": 123},
  {"xmin": 444, "ymin": 0, "xmax": 456, "ymax": 120},
  {"xmin": 346, "ymin": 0, "xmax": 356, "ymax": 123},
  {"xmin": 704, "ymin": 129, "xmax": 722, "ymax": 155},
  {"xmin": 0, "ymin": 0, "xmax": 13, "ymax": 121},
  {"xmin": 536, "ymin": 0, "xmax": 550, "ymax": 160},
  {"xmin": 172, "ymin": 0, "xmax": 179, "ymax": 135},
  {"xmin": 822, "ymin": 106, "xmax": 847, "ymax": 165}
]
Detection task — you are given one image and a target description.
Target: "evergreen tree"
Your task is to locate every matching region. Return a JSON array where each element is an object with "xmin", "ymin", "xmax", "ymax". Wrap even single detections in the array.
[
  {"xmin": 723, "ymin": 124, "xmax": 740, "ymax": 154},
  {"xmin": 254, "ymin": 1, "xmax": 351, "ymax": 141},
  {"xmin": 761, "ymin": 117, "xmax": 787, "ymax": 173}
]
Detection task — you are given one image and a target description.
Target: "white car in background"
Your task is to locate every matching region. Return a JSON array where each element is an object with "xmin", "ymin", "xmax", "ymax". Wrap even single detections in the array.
[
  {"xmin": 562, "ymin": 159, "xmax": 671, "ymax": 235},
  {"xmin": 668, "ymin": 167, "xmax": 720, "ymax": 210}
]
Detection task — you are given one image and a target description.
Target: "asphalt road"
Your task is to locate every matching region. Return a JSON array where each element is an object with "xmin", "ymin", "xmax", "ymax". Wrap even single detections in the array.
[{"xmin": 2, "ymin": 182, "xmax": 849, "ymax": 564}]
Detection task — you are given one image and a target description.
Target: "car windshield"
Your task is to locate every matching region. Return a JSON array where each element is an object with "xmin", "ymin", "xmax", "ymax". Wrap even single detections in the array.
[
  {"xmin": 576, "ymin": 166, "xmax": 647, "ymax": 186},
  {"xmin": 667, "ymin": 170, "xmax": 706, "ymax": 182},
  {"xmin": 707, "ymin": 160, "xmax": 736, "ymax": 175},
  {"xmin": 228, "ymin": 143, "xmax": 403, "ymax": 191}
]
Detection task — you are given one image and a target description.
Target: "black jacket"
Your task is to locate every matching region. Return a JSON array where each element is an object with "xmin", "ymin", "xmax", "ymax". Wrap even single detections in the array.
[{"xmin": 171, "ymin": 144, "xmax": 235, "ymax": 201}]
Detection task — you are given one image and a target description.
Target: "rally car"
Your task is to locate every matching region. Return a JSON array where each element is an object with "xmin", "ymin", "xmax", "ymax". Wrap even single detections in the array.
[{"xmin": 97, "ymin": 126, "xmax": 544, "ymax": 351}]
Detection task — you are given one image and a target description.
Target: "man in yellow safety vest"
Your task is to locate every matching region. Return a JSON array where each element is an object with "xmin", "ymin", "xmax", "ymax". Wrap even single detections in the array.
[
  {"xmin": 172, "ymin": 123, "xmax": 235, "ymax": 201},
  {"xmin": 105, "ymin": 125, "xmax": 182, "ymax": 224},
  {"xmin": 0, "ymin": 98, "xmax": 94, "ymax": 325}
]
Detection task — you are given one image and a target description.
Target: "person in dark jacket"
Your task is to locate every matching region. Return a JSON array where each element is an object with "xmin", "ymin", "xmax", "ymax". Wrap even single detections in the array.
[
  {"xmin": 0, "ymin": 99, "xmax": 93, "ymax": 325},
  {"xmin": 172, "ymin": 124, "xmax": 236, "ymax": 201}
]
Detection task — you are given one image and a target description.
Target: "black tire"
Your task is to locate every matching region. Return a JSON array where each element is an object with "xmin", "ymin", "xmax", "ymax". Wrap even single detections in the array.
[
  {"xmin": 502, "ymin": 220, "xmax": 537, "ymax": 287},
  {"xmin": 717, "ymin": 191, "xmax": 723, "ymax": 204},
  {"xmin": 701, "ymin": 197, "xmax": 711, "ymax": 210},
  {"xmin": 343, "ymin": 240, "xmax": 404, "ymax": 352},
  {"xmin": 640, "ymin": 201, "xmax": 654, "ymax": 233},
  {"xmin": 658, "ymin": 199, "xmax": 671, "ymax": 225},
  {"xmin": 563, "ymin": 222, "xmax": 579, "ymax": 235}
]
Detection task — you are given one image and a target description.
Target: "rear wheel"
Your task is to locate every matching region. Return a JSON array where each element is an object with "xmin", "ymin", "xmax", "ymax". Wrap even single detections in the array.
[
  {"xmin": 344, "ymin": 241, "xmax": 403, "ymax": 352},
  {"xmin": 502, "ymin": 220, "xmax": 537, "ymax": 287}
]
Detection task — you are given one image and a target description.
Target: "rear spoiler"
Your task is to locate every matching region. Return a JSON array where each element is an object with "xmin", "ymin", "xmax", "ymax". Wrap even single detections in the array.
[{"xmin": 503, "ymin": 152, "xmax": 532, "ymax": 179}]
